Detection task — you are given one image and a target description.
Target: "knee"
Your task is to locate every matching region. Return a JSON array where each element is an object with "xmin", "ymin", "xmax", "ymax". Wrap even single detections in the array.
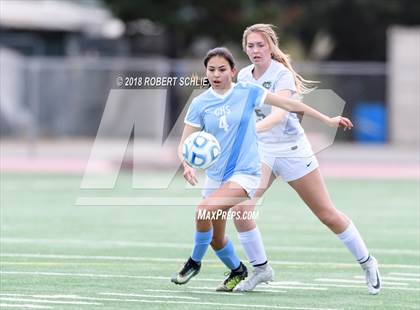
[
  {"xmin": 231, "ymin": 204, "xmax": 245, "ymax": 220},
  {"xmin": 232, "ymin": 202, "xmax": 254, "ymax": 219},
  {"xmin": 317, "ymin": 209, "xmax": 339, "ymax": 228},
  {"xmin": 211, "ymin": 234, "xmax": 225, "ymax": 250},
  {"xmin": 232, "ymin": 204, "xmax": 256, "ymax": 231}
]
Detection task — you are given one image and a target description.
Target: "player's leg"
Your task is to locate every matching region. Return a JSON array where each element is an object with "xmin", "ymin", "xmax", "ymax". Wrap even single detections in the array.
[
  {"xmin": 205, "ymin": 181, "xmax": 251, "ymax": 291},
  {"xmin": 288, "ymin": 166, "xmax": 381, "ymax": 294},
  {"xmin": 232, "ymin": 162, "xmax": 276, "ymax": 292},
  {"xmin": 172, "ymin": 182, "xmax": 249, "ymax": 288},
  {"xmin": 210, "ymin": 217, "xmax": 249, "ymax": 291},
  {"xmin": 212, "ymin": 219, "xmax": 242, "ymax": 271}
]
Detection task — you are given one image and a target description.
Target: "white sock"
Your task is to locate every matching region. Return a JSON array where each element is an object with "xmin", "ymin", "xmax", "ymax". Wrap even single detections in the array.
[
  {"xmin": 237, "ymin": 227, "xmax": 267, "ymax": 266},
  {"xmin": 337, "ymin": 221, "xmax": 370, "ymax": 263}
]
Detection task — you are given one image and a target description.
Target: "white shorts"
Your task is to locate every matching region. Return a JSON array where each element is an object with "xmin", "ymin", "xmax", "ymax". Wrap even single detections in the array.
[
  {"xmin": 261, "ymin": 153, "xmax": 319, "ymax": 182},
  {"xmin": 260, "ymin": 139, "xmax": 319, "ymax": 182},
  {"xmin": 202, "ymin": 174, "xmax": 261, "ymax": 199}
]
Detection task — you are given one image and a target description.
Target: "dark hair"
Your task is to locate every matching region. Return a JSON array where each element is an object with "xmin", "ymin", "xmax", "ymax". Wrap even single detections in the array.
[{"xmin": 204, "ymin": 47, "xmax": 236, "ymax": 69}]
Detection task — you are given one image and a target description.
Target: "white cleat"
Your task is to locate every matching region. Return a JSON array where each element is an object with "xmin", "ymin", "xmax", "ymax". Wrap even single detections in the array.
[
  {"xmin": 233, "ymin": 263, "xmax": 275, "ymax": 292},
  {"xmin": 360, "ymin": 255, "xmax": 381, "ymax": 295}
]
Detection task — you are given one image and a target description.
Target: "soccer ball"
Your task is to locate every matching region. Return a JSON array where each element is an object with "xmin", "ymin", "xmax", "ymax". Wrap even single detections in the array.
[{"xmin": 183, "ymin": 131, "xmax": 221, "ymax": 169}]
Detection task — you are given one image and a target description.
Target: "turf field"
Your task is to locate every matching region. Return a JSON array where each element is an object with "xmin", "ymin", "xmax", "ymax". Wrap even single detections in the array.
[{"xmin": 1, "ymin": 172, "xmax": 419, "ymax": 310}]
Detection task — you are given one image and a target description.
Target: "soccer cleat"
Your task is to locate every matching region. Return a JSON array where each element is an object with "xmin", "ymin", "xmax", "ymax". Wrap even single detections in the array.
[
  {"xmin": 234, "ymin": 263, "xmax": 275, "ymax": 292},
  {"xmin": 171, "ymin": 257, "xmax": 201, "ymax": 285},
  {"xmin": 360, "ymin": 255, "xmax": 381, "ymax": 295},
  {"xmin": 216, "ymin": 262, "xmax": 248, "ymax": 292}
]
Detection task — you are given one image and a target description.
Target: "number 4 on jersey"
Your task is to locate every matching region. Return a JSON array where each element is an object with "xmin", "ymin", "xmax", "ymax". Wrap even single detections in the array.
[{"xmin": 218, "ymin": 115, "xmax": 229, "ymax": 132}]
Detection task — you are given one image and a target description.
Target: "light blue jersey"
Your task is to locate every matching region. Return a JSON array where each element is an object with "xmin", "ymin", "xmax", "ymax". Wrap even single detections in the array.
[{"xmin": 185, "ymin": 82, "xmax": 267, "ymax": 182}]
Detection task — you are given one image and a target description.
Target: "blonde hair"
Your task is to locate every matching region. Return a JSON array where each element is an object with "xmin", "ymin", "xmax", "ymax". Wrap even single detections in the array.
[{"xmin": 242, "ymin": 23, "xmax": 317, "ymax": 94}]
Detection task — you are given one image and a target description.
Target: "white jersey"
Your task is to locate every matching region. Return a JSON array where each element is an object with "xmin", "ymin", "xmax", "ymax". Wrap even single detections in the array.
[{"xmin": 238, "ymin": 59, "xmax": 308, "ymax": 157}]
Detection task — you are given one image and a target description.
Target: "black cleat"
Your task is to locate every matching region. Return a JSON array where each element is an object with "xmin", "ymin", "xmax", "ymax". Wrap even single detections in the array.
[
  {"xmin": 216, "ymin": 262, "xmax": 248, "ymax": 291},
  {"xmin": 171, "ymin": 257, "xmax": 201, "ymax": 285}
]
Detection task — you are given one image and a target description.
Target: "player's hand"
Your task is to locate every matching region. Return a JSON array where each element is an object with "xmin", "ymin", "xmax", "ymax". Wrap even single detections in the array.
[
  {"xmin": 183, "ymin": 162, "xmax": 198, "ymax": 185},
  {"xmin": 328, "ymin": 116, "xmax": 353, "ymax": 131}
]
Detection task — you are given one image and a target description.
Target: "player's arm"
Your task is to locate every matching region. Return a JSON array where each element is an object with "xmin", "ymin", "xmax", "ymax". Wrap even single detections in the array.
[
  {"xmin": 264, "ymin": 92, "xmax": 353, "ymax": 129},
  {"xmin": 178, "ymin": 124, "xmax": 200, "ymax": 185},
  {"xmin": 255, "ymin": 90, "xmax": 290, "ymax": 133}
]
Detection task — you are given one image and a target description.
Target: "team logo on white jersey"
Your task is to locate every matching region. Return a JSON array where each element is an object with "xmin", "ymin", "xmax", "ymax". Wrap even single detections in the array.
[{"xmin": 262, "ymin": 81, "xmax": 272, "ymax": 89}]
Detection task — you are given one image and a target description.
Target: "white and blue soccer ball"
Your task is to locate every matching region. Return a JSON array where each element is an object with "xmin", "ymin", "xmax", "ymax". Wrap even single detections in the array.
[{"xmin": 183, "ymin": 131, "xmax": 221, "ymax": 169}]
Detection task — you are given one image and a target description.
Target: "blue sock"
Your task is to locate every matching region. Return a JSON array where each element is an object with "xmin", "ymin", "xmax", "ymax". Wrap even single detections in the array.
[
  {"xmin": 215, "ymin": 239, "xmax": 241, "ymax": 270},
  {"xmin": 191, "ymin": 228, "xmax": 213, "ymax": 263}
]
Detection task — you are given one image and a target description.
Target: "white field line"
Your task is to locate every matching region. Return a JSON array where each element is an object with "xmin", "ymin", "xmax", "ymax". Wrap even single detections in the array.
[
  {"xmin": 315, "ymin": 283, "xmax": 420, "ymax": 291},
  {"xmin": 0, "ymin": 293, "xmax": 98, "ymax": 300},
  {"xmin": 1, "ymin": 253, "xmax": 185, "ymax": 263},
  {"xmin": 253, "ymin": 289, "xmax": 288, "ymax": 293},
  {"xmin": 0, "ymin": 304, "xmax": 52, "ymax": 309},
  {"xmin": 389, "ymin": 272, "xmax": 420, "ymax": 277},
  {"xmin": 144, "ymin": 289, "xmax": 246, "ymax": 296},
  {"xmin": 91, "ymin": 293, "xmax": 199, "ymax": 300},
  {"xmin": 96, "ymin": 293, "xmax": 199, "ymax": 300},
  {"xmin": 1, "ymin": 237, "xmax": 418, "ymax": 256},
  {"xmin": 1, "ymin": 293, "xmax": 334, "ymax": 310},
  {"xmin": 270, "ymin": 281, "xmax": 328, "ymax": 287},
  {"xmin": 0, "ymin": 292, "xmax": 198, "ymax": 301},
  {"xmin": 315, "ymin": 278, "xmax": 408, "ymax": 286},
  {"xmin": 0, "ymin": 297, "xmax": 101, "ymax": 305},
  {"xmin": 265, "ymin": 286, "xmax": 327, "ymax": 291},
  {"xmin": 354, "ymin": 275, "xmax": 420, "ymax": 282},
  {"xmin": 3, "ymin": 292, "xmax": 333, "ymax": 310},
  {"xmin": 178, "ymin": 286, "xmax": 287, "ymax": 293},
  {"xmin": 1, "ymin": 252, "xmax": 419, "ymax": 269},
  {"xmin": 2, "ymin": 270, "xmax": 419, "ymax": 293},
  {"xmin": 191, "ymin": 279, "xmax": 420, "ymax": 293},
  {"xmin": 188, "ymin": 286, "xmax": 287, "ymax": 293},
  {"xmin": 0, "ymin": 271, "xmax": 177, "ymax": 281},
  {"xmin": 1, "ymin": 295, "xmax": 338, "ymax": 310},
  {"xmin": 97, "ymin": 294, "xmax": 341, "ymax": 310}
]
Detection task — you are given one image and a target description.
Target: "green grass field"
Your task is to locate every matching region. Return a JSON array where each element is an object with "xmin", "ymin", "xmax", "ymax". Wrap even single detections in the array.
[{"xmin": 1, "ymin": 172, "xmax": 419, "ymax": 310}]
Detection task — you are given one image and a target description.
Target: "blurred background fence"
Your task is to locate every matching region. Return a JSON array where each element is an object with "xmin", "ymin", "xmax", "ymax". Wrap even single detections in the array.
[
  {"xmin": 0, "ymin": 0, "xmax": 419, "ymax": 176},
  {"xmin": 0, "ymin": 49, "xmax": 388, "ymax": 142}
]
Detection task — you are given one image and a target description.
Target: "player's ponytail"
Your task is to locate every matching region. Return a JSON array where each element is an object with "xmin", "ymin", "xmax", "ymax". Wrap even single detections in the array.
[{"xmin": 242, "ymin": 24, "xmax": 317, "ymax": 95}]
